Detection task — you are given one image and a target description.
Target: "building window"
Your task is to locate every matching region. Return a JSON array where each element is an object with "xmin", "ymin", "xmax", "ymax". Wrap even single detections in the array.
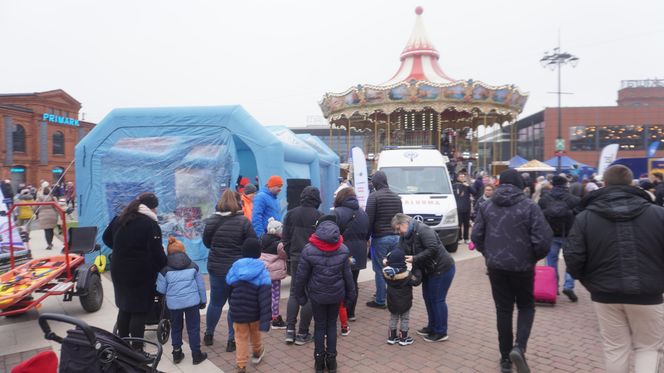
[
  {"xmin": 569, "ymin": 126, "xmax": 596, "ymax": 151},
  {"xmin": 52, "ymin": 131, "xmax": 65, "ymax": 155},
  {"xmin": 52, "ymin": 167, "xmax": 65, "ymax": 184},
  {"xmin": 10, "ymin": 165, "xmax": 26, "ymax": 187},
  {"xmin": 570, "ymin": 125, "xmax": 646, "ymax": 151},
  {"xmin": 12, "ymin": 124, "xmax": 26, "ymax": 153}
]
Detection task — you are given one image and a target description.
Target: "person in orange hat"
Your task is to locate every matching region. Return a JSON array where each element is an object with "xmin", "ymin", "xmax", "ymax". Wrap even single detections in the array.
[{"xmin": 251, "ymin": 175, "xmax": 283, "ymax": 237}]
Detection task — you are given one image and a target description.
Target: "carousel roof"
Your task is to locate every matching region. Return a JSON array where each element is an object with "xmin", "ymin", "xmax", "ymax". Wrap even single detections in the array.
[
  {"xmin": 319, "ymin": 6, "xmax": 529, "ymax": 127},
  {"xmin": 384, "ymin": 6, "xmax": 455, "ymax": 85}
]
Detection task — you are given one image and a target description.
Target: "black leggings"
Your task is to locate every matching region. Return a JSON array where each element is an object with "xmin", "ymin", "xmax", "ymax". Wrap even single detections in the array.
[
  {"xmin": 117, "ymin": 310, "xmax": 148, "ymax": 349},
  {"xmin": 345, "ymin": 270, "xmax": 360, "ymax": 317},
  {"xmin": 44, "ymin": 228, "xmax": 54, "ymax": 246}
]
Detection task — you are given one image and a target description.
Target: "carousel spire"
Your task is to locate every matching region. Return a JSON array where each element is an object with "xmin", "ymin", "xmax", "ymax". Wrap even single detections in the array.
[{"xmin": 383, "ymin": 6, "xmax": 455, "ymax": 85}]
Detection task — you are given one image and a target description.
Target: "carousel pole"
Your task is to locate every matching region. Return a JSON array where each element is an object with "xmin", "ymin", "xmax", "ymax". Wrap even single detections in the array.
[
  {"xmin": 329, "ymin": 122, "xmax": 333, "ymax": 149},
  {"xmin": 374, "ymin": 113, "xmax": 378, "ymax": 156},
  {"xmin": 438, "ymin": 112, "xmax": 442, "ymax": 153},
  {"xmin": 347, "ymin": 118, "xmax": 352, "ymax": 158},
  {"xmin": 387, "ymin": 114, "xmax": 391, "ymax": 146},
  {"xmin": 336, "ymin": 125, "xmax": 341, "ymax": 160},
  {"xmin": 483, "ymin": 115, "xmax": 487, "ymax": 172}
]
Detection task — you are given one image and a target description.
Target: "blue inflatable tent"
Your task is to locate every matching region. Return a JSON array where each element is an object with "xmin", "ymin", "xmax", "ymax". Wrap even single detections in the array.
[
  {"xmin": 265, "ymin": 126, "xmax": 339, "ymax": 212},
  {"xmin": 75, "ymin": 106, "xmax": 303, "ymax": 272}
]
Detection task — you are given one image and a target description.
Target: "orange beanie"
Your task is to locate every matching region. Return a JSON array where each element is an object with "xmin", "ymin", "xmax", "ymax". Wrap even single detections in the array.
[
  {"xmin": 267, "ymin": 175, "xmax": 284, "ymax": 188},
  {"xmin": 167, "ymin": 236, "xmax": 186, "ymax": 255}
]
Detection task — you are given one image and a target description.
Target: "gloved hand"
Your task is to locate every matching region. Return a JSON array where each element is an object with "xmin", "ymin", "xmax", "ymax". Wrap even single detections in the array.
[{"xmin": 199, "ymin": 303, "xmax": 207, "ymax": 310}]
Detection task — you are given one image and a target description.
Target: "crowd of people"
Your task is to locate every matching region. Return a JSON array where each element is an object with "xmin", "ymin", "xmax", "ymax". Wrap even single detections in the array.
[{"xmin": 101, "ymin": 164, "xmax": 664, "ymax": 373}]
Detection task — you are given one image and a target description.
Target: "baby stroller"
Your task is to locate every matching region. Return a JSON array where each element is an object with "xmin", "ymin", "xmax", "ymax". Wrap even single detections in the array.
[
  {"xmin": 113, "ymin": 293, "xmax": 171, "ymax": 344},
  {"xmin": 38, "ymin": 313, "xmax": 162, "ymax": 373}
]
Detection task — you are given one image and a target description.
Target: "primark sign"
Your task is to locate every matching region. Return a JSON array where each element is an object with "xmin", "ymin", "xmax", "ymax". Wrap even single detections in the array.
[
  {"xmin": 42, "ymin": 113, "xmax": 79, "ymax": 126},
  {"xmin": 621, "ymin": 79, "xmax": 664, "ymax": 89}
]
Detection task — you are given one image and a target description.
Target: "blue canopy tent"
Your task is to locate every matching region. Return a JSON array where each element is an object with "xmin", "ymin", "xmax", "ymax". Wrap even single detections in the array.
[
  {"xmin": 544, "ymin": 155, "xmax": 591, "ymax": 170},
  {"xmin": 75, "ymin": 106, "xmax": 304, "ymax": 272},
  {"xmin": 508, "ymin": 155, "xmax": 528, "ymax": 168},
  {"xmin": 544, "ymin": 155, "xmax": 596, "ymax": 179}
]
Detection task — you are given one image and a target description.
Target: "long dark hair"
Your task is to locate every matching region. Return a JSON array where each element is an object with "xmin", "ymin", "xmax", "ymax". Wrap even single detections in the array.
[{"xmin": 118, "ymin": 192, "xmax": 159, "ymax": 225}]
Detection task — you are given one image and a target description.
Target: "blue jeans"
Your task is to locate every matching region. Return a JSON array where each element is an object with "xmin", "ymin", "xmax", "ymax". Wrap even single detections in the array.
[
  {"xmin": 422, "ymin": 265, "xmax": 455, "ymax": 335},
  {"xmin": 371, "ymin": 235, "xmax": 399, "ymax": 305},
  {"xmin": 546, "ymin": 237, "xmax": 575, "ymax": 291},
  {"xmin": 206, "ymin": 273, "xmax": 234, "ymax": 340},
  {"xmin": 171, "ymin": 305, "xmax": 201, "ymax": 353}
]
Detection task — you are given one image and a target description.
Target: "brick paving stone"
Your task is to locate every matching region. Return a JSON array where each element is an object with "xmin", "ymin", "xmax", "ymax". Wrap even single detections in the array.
[
  {"xmin": 3, "ymin": 256, "xmax": 661, "ymax": 372},
  {"xmin": 194, "ymin": 256, "xmax": 626, "ymax": 372}
]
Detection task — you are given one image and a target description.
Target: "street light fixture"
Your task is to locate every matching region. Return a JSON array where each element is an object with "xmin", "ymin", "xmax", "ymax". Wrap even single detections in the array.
[{"xmin": 541, "ymin": 47, "xmax": 579, "ymax": 173}]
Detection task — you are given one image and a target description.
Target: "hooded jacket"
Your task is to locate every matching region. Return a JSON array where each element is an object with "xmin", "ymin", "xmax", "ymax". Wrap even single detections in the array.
[
  {"xmin": 400, "ymin": 220, "xmax": 455, "ymax": 276},
  {"xmin": 156, "ymin": 252, "xmax": 207, "ymax": 310},
  {"xmin": 366, "ymin": 171, "xmax": 403, "ymax": 238},
  {"xmin": 537, "ymin": 186, "xmax": 581, "ymax": 237},
  {"xmin": 384, "ymin": 268, "xmax": 422, "ymax": 315},
  {"xmin": 294, "ymin": 221, "xmax": 356, "ymax": 306},
  {"xmin": 226, "ymin": 257, "xmax": 272, "ymax": 329},
  {"xmin": 333, "ymin": 196, "xmax": 370, "ymax": 270},
  {"xmin": 564, "ymin": 185, "xmax": 664, "ymax": 305},
  {"xmin": 203, "ymin": 211, "xmax": 257, "ymax": 276},
  {"xmin": 282, "ymin": 187, "xmax": 323, "ymax": 274},
  {"xmin": 252, "ymin": 188, "xmax": 282, "ymax": 237},
  {"xmin": 260, "ymin": 233, "xmax": 287, "ymax": 281},
  {"xmin": 471, "ymin": 184, "xmax": 553, "ymax": 271}
]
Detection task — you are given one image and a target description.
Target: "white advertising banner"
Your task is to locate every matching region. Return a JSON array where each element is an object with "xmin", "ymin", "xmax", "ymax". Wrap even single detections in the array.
[
  {"xmin": 597, "ymin": 144, "xmax": 619, "ymax": 177},
  {"xmin": 351, "ymin": 147, "xmax": 369, "ymax": 210}
]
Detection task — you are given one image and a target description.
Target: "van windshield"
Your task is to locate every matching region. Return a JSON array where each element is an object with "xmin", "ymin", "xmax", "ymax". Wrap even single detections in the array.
[{"xmin": 380, "ymin": 167, "xmax": 452, "ymax": 195}]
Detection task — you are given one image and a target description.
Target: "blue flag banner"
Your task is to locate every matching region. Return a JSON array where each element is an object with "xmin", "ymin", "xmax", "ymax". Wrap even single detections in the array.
[{"xmin": 647, "ymin": 141, "xmax": 660, "ymax": 157}]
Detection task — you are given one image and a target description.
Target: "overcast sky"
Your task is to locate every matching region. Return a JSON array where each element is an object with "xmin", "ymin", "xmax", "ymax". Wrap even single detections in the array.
[{"xmin": 2, "ymin": 0, "xmax": 662, "ymax": 126}]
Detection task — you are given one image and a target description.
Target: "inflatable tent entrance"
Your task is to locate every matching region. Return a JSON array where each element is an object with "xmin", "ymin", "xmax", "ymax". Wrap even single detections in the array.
[
  {"xmin": 76, "ymin": 106, "xmax": 330, "ymax": 273},
  {"xmin": 265, "ymin": 126, "xmax": 339, "ymax": 212}
]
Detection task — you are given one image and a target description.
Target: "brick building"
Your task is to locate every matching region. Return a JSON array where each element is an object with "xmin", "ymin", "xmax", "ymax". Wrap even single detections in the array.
[
  {"xmin": 0, "ymin": 89, "xmax": 95, "ymax": 189},
  {"xmin": 481, "ymin": 79, "xmax": 664, "ymax": 170}
]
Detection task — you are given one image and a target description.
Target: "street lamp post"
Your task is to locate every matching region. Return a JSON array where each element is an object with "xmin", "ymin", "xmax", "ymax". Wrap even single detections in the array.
[{"xmin": 540, "ymin": 47, "xmax": 579, "ymax": 173}]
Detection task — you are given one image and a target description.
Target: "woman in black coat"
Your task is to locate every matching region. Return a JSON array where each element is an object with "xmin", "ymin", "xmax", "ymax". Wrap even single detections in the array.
[
  {"xmin": 202, "ymin": 189, "xmax": 256, "ymax": 351},
  {"xmin": 392, "ymin": 213, "xmax": 456, "ymax": 343},
  {"xmin": 332, "ymin": 187, "xmax": 369, "ymax": 320},
  {"xmin": 102, "ymin": 192, "xmax": 167, "ymax": 349}
]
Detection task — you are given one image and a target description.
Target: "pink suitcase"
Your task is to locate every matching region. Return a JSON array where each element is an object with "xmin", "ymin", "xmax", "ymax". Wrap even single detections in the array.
[{"xmin": 533, "ymin": 265, "xmax": 557, "ymax": 304}]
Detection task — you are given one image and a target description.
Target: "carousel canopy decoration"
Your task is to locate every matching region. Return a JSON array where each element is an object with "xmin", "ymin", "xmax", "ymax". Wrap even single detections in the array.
[{"xmin": 319, "ymin": 6, "xmax": 528, "ymax": 129}]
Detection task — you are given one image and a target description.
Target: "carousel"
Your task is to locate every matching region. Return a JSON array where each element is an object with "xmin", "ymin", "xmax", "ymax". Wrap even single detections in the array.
[{"xmin": 319, "ymin": 6, "xmax": 528, "ymax": 174}]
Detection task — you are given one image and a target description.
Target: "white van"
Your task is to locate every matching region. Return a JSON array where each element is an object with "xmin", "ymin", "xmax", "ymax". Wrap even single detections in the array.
[{"xmin": 377, "ymin": 146, "xmax": 459, "ymax": 252}]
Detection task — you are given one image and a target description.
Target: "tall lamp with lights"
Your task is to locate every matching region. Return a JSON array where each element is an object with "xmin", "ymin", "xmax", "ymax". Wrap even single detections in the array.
[{"xmin": 540, "ymin": 47, "xmax": 579, "ymax": 172}]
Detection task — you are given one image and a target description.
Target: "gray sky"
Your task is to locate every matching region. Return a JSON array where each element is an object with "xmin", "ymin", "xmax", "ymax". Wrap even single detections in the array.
[{"xmin": 2, "ymin": 0, "xmax": 662, "ymax": 126}]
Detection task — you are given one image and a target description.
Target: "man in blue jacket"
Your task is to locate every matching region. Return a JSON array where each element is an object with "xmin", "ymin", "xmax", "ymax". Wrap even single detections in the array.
[
  {"xmin": 472, "ymin": 169, "xmax": 553, "ymax": 373},
  {"xmin": 252, "ymin": 175, "xmax": 283, "ymax": 237}
]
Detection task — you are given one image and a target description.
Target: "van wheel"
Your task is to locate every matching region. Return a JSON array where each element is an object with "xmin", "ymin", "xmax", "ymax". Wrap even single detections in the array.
[{"xmin": 445, "ymin": 242, "xmax": 458, "ymax": 253}]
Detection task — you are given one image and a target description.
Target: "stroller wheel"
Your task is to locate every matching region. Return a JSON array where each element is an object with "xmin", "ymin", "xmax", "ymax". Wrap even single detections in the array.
[{"xmin": 157, "ymin": 319, "xmax": 170, "ymax": 344}]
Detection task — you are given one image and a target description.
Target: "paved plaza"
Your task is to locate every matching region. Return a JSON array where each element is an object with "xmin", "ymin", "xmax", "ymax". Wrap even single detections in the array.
[{"xmin": 1, "ymin": 230, "xmax": 658, "ymax": 372}]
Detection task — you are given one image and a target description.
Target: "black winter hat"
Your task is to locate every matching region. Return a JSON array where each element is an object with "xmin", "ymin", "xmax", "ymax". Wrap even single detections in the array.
[
  {"xmin": 242, "ymin": 238, "xmax": 261, "ymax": 259},
  {"xmin": 386, "ymin": 249, "xmax": 407, "ymax": 271},
  {"xmin": 499, "ymin": 169, "xmax": 525, "ymax": 190},
  {"xmin": 315, "ymin": 214, "xmax": 337, "ymax": 228},
  {"xmin": 552, "ymin": 175, "xmax": 568, "ymax": 187}
]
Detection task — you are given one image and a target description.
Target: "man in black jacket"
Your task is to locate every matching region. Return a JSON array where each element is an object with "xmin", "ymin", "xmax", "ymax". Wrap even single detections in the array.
[
  {"xmin": 538, "ymin": 175, "xmax": 581, "ymax": 302},
  {"xmin": 365, "ymin": 171, "xmax": 403, "ymax": 309},
  {"xmin": 453, "ymin": 173, "xmax": 473, "ymax": 244},
  {"xmin": 282, "ymin": 186, "xmax": 323, "ymax": 345},
  {"xmin": 564, "ymin": 165, "xmax": 664, "ymax": 373},
  {"xmin": 471, "ymin": 169, "xmax": 553, "ymax": 373}
]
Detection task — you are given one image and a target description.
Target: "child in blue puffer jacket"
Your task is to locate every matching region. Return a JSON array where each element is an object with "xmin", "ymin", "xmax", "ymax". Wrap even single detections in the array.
[{"xmin": 156, "ymin": 237, "xmax": 208, "ymax": 365}]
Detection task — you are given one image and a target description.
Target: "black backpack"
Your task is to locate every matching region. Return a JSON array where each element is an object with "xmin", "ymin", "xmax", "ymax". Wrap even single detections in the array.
[{"xmin": 542, "ymin": 196, "xmax": 573, "ymax": 232}]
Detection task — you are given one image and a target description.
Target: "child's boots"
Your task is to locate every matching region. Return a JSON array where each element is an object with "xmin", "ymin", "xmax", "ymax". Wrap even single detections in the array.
[
  {"xmin": 387, "ymin": 329, "xmax": 398, "ymax": 345},
  {"xmin": 314, "ymin": 353, "xmax": 326, "ymax": 373},
  {"xmin": 325, "ymin": 352, "xmax": 337, "ymax": 373},
  {"xmin": 399, "ymin": 330, "xmax": 414, "ymax": 346}
]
